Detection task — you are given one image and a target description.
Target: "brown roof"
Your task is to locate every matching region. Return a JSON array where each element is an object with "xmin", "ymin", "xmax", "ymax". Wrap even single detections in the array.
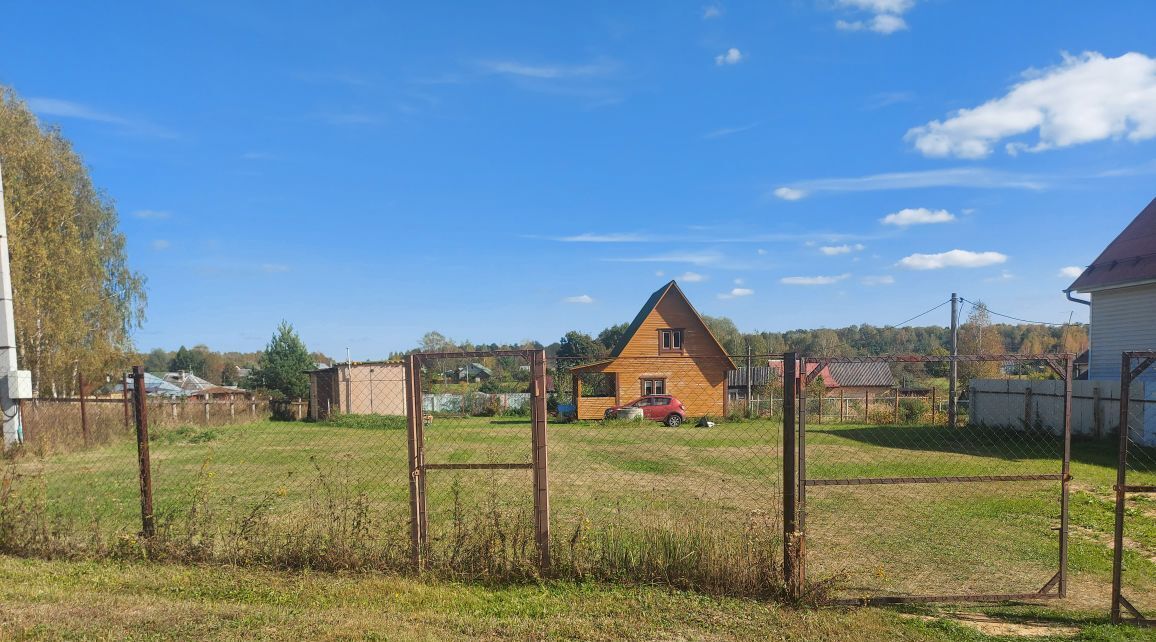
[
  {"xmin": 601, "ymin": 281, "xmax": 736, "ymax": 369},
  {"xmin": 1068, "ymin": 197, "xmax": 1156, "ymax": 292}
]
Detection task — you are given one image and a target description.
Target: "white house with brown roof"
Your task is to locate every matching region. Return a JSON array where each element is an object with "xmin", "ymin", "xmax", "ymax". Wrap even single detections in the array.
[{"xmin": 1066, "ymin": 197, "xmax": 1156, "ymax": 381}]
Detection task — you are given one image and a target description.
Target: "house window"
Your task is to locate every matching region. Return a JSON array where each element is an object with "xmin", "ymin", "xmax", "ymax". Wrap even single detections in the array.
[
  {"xmin": 659, "ymin": 329, "xmax": 683, "ymax": 352},
  {"xmin": 642, "ymin": 378, "xmax": 666, "ymax": 396}
]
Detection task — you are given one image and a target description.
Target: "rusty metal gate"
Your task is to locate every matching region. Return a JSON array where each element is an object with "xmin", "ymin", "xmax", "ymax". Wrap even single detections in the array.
[
  {"xmin": 1112, "ymin": 351, "xmax": 1156, "ymax": 626},
  {"xmin": 791, "ymin": 354, "xmax": 1072, "ymax": 605},
  {"xmin": 405, "ymin": 350, "xmax": 550, "ymax": 572}
]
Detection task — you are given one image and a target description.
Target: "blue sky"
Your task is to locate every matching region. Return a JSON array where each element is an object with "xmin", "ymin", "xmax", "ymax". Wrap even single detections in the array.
[{"xmin": 2, "ymin": 1, "xmax": 1155, "ymax": 359}]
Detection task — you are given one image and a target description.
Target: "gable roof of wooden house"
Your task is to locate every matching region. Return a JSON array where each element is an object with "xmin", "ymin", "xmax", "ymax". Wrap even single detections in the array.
[
  {"xmin": 573, "ymin": 281, "xmax": 737, "ymax": 371},
  {"xmin": 1067, "ymin": 197, "xmax": 1156, "ymax": 293}
]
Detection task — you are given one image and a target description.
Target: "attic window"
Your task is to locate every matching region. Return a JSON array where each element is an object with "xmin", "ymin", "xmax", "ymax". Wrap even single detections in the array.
[{"xmin": 660, "ymin": 329, "xmax": 683, "ymax": 352}]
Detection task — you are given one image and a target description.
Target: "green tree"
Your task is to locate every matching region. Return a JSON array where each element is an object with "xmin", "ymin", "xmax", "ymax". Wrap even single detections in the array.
[
  {"xmin": 595, "ymin": 323, "xmax": 630, "ymax": 352},
  {"xmin": 0, "ymin": 85, "xmax": 146, "ymax": 394},
  {"xmin": 168, "ymin": 345, "xmax": 206, "ymax": 375},
  {"xmin": 246, "ymin": 321, "xmax": 312, "ymax": 399},
  {"xmin": 143, "ymin": 348, "xmax": 170, "ymax": 373},
  {"xmin": 557, "ymin": 331, "xmax": 605, "ymax": 362}
]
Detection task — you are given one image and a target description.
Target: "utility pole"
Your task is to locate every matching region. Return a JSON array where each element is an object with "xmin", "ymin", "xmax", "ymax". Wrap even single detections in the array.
[
  {"xmin": 0, "ymin": 163, "xmax": 24, "ymax": 448},
  {"xmin": 948, "ymin": 292, "xmax": 958, "ymax": 428},
  {"xmin": 745, "ymin": 343, "xmax": 753, "ymax": 417}
]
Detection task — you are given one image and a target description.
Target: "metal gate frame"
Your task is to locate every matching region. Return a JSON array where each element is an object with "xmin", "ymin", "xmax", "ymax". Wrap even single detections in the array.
[
  {"xmin": 792, "ymin": 353, "xmax": 1073, "ymax": 606},
  {"xmin": 404, "ymin": 349, "xmax": 551, "ymax": 572},
  {"xmin": 1112, "ymin": 351, "xmax": 1156, "ymax": 626}
]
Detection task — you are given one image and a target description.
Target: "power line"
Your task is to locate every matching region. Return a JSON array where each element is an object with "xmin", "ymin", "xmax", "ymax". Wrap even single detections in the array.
[
  {"xmin": 958, "ymin": 297, "xmax": 1068, "ymax": 327},
  {"xmin": 891, "ymin": 299, "xmax": 951, "ymax": 328}
]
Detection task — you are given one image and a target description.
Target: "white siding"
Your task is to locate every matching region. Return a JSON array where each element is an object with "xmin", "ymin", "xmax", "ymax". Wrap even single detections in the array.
[{"xmin": 1088, "ymin": 282, "xmax": 1156, "ymax": 382}]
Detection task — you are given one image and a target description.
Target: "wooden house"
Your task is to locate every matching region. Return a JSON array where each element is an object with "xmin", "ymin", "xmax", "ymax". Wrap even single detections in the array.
[{"xmin": 569, "ymin": 281, "xmax": 736, "ymax": 420}]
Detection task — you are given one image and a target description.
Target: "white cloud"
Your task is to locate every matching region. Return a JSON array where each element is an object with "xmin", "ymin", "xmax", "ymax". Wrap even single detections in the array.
[
  {"xmin": 150, "ymin": 239, "xmax": 170, "ymax": 251},
  {"xmin": 985, "ymin": 270, "xmax": 1015, "ymax": 282},
  {"xmin": 715, "ymin": 48, "xmax": 744, "ymax": 66},
  {"xmin": 563, "ymin": 294, "xmax": 595, "ymax": 304},
  {"xmin": 861, "ymin": 275, "xmax": 895, "ymax": 286},
  {"xmin": 604, "ymin": 251, "xmax": 721, "ymax": 266},
  {"xmin": 820, "ymin": 243, "xmax": 866, "ymax": 256},
  {"xmin": 679, "ymin": 271, "xmax": 707, "ymax": 282},
  {"xmin": 836, "ymin": 14, "xmax": 907, "ymax": 34},
  {"xmin": 897, "ymin": 250, "xmax": 1008, "ymax": 270},
  {"xmin": 834, "ymin": 0, "xmax": 914, "ymax": 35},
  {"xmin": 756, "ymin": 248, "xmax": 768, "ymax": 255},
  {"xmin": 555, "ymin": 232, "xmax": 644, "ymax": 243},
  {"xmin": 880, "ymin": 208, "xmax": 955, "ymax": 227},
  {"xmin": 133, "ymin": 209, "xmax": 172, "ymax": 220},
  {"xmin": 773, "ymin": 187, "xmax": 807, "ymax": 201},
  {"xmin": 906, "ymin": 52, "xmax": 1156, "ymax": 159},
  {"xmin": 28, "ymin": 97, "xmax": 176, "ymax": 138},
  {"xmin": 655, "ymin": 270, "xmax": 666, "ymax": 277},
  {"xmin": 261, "ymin": 263, "xmax": 291, "ymax": 273},
  {"xmin": 478, "ymin": 59, "xmax": 615, "ymax": 79},
  {"xmin": 839, "ymin": 0, "xmax": 914, "ymax": 11},
  {"xmin": 703, "ymin": 123, "xmax": 758, "ymax": 139},
  {"xmin": 772, "ymin": 167, "xmax": 1046, "ymax": 199},
  {"xmin": 780, "ymin": 274, "xmax": 851, "ymax": 285},
  {"xmin": 703, "ymin": 4, "xmax": 722, "ymax": 18},
  {"xmin": 1058, "ymin": 266, "xmax": 1084, "ymax": 279},
  {"xmin": 718, "ymin": 287, "xmax": 754, "ymax": 299}
]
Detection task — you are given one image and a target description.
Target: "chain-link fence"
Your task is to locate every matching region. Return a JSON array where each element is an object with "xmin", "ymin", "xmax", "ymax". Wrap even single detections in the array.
[
  {"xmin": 552, "ymin": 354, "xmax": 785, "ymax": 596},
  {"xmin": 798, "ymin": 354, "xmax": 1072, "ymax": 604},
  {"xmin": 405, "ymin": 351, "xmax": 541, "ymax": 578},
  {"xmin": 1113, "ymin": 352, "xmax": 1156, "ymax": 625},
  {"xmin": 2, "ymin": 350, "xmax": 1106, "ymax": 609}
]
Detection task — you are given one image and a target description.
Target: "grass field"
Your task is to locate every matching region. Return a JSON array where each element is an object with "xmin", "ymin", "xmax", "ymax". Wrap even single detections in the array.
[
  {"xmin": 3, "ymin": 413, "xmax": 1156, "ymax": 616},
  {"xmin": 3, "ymin": 555, "xmax": 1155, "ymax": 641}
]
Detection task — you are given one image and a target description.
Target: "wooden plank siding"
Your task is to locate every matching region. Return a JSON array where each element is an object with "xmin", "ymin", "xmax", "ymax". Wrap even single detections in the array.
[{"xmin": 573, "ymin": 281, "xmax": 735, "ymax": 420}]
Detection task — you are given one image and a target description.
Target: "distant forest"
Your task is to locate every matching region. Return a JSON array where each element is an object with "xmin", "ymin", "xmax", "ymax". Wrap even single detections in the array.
[
  {"xmin": 397, "ymin": 301, "xmax": 1088, "ymax": 363},
  {"xmin": 152, "ymin": 303, "xmax": 1088, "ymax": 387}
]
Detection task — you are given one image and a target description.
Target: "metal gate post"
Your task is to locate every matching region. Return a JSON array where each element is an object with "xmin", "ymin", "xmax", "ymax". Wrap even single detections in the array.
[
  {"xmin": 1111, "ymin": 352, "xmax": 1131, "ymax": 623},
  {"xmin": 530, "ymin": 350, "xmax": 551, "ymax": 572},
  {"xmin": 1059, "ymin": 356, "xmax": 1073, "ymax": 597},
  {"xmin": 782, "ymin": 352, "xmax": 800, "ymax": 599},
  {"xmin": 405, "ymin": 354, "xmax": 426, "ymax": 569}
]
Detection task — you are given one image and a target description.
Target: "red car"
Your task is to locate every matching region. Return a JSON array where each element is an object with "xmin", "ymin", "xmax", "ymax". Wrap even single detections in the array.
[{"xmin": 604, "ymin": 395, "xmax": 687, "ymax": 427}]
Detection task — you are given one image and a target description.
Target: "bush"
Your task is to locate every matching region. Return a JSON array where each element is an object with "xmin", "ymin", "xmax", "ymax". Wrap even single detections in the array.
[
  {"xmin": 898, "ymin": 398, "xmax": 928, "ymax": 424},
  {"xmin": 320, "ymin": 414, "xmax": 406, "ymax": 430}
]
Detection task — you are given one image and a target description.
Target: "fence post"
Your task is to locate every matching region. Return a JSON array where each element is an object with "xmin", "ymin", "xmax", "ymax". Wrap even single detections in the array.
[
  {"xmin": 1111, "ymin": 353, "xmax": 1131, "ymax": 624},
  {"xmin": 530, "ymin": 350, "xmax": 551, "ymax": 572},
  {"xmin": 203, "ymin": 401, "xmax": 210, "ymax": 424},
  {"xmin": 893, "ymin": 389, "xmax": 900, "ymax": 424},
  {"xmin": 865, "ymin": 392, "xmax": 870, "ymax": 423},
  {"xmin": 839, "ymin": 392, "xmax": 845, "ymax": 423},
  {"xmin": 132, "ymin": 366, "xmax": 155, "ymax": 538},
  {"xmin": 931, "ymin": 388, "xmax": 937, "ymax": 424},
  {"xmin": 782, "ymin": 352, "xmax": 801, "ymax": 599},
  {"xmin": 404, "ymin": 354, "xmax": 425, "ymax": 568},
  {"xmin": 78, "ymin": 372, "xmax": 89, "ymax": 446},
  {"xmin": 1059, "ymin": 356, "xmax": 1073, "ymax": 598}
]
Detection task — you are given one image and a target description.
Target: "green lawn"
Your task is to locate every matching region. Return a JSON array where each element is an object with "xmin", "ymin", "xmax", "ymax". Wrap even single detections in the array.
[
  {"xmin": 3, "ymin": 414, "xmax": 1156, "ymax": 617},
  {"xmin": 1, "ymin": 555, "xmax": 1152, "ymax": 641}
]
